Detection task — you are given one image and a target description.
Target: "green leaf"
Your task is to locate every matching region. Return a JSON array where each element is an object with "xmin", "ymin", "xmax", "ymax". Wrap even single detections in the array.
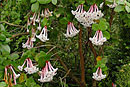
[
  {"xmin": 59, "ymin": 17, "xmax": 69, "ymax": 24},
  {"xmin": 20, "ymin": 48, "xmax": 36, "ymax": 64},
  {"xmin": 19, "ymin": 73, "xmax": 27, "ymax": 83},
  {"xmin": 0, "ymin": 24, "xmax": 5, "ymax": 31},
  {"xmin": 25, "ymin": 77, "xmax": 36, "ymax": 87},
  {"xmin": 31, "ymin": 0, "xmax": 36, "ymax": 3},
  {"xmin": 78, "ymin": 0, "xmax": 85, "ymax": 4},
  {"xmin": 117, "ymin": 0, "xmax": 125, "ymax": 5},
  {"xmin": 52, "ymin": 0, "xmax": 57, "ymax": 5},
  {"xmin": 41, "ymin": 17, "xmax": 48, "ymax": 26},
  {"xmin": 0, "ymin": 34, "xmax": 6, "ymax": 41},
  {"xmin": 31, "ymin": 2, "xmax": 39, "ymax": 12},
  {"xmin": 38, "ymin": 52, "xmax": 51, "ymax": 67},
  {"xmin": 8, "ymin": 53, "xmax": 19, "ymax": 60},
  {"xmin": 106, "ymin": 0, "xmax": 113, "ymax": 3},
  {"xmin": 38, "ymin": 0, "xmax": 51, "ymax": 4},
  {"xmin": 92, "ymin": 24, "xmax": 99, "ymax": 31},
  {"xmin": 0, "ymin": 82, "xmax": 7, "ymax": 87},
  {"xmin": 103, "ymin": 31, "xmax": 110, "ymax": 39},
  {"xmin": 13, "ymin": 84, "xmax": 23, "ymax": 87},
  {"xmin": 114, "ymin": 5, "xmax": 125, "ymax": 12},
  {"xmin": 126, "ymin": 1, "xmax": 130, "ymax": 7},
  {"xmin": 5, "ymin": 38, "xmax": 11, "ymax": 43},
  {"xmin": 35, "ymin": 51, "xmax": 46, "ymax": 61},
  {"xmin": 125, "ymin": 5, "xmax": 130, "ymax": 13},
  {"xmin": 99, "ymin": 19, "xmax": 108, "ymax": 31},
  {"xmin": 0, "ymin": 44, "xmax": 10, "ymax": 55}
]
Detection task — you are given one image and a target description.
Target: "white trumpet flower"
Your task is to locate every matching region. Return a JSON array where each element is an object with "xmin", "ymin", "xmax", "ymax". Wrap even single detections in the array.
[
  {"xmin": 89, "ymin": 30, "xmax": 107, "ymax": 46},
  {"xmin": 71, "ymin": 4, "xmax": 104, "ymax": 27},
  {"xmin": 92, "ymin": 67, "xmax": 106, "ymax": 81},
  {"xmin": 22, "ymin": 37, "xmax": 34, "ymax": 49},
  {"xmin": 38, "ymin": 61, "xmax": 58, "ymax": 83},
  {"xmin": 107, "ymin": 0, "xmax": 117, "ymax": 8},
  {"xmin": 37, "ymin": 23, "xmax": 42, "ymax": 31},
  {"xmin": 36, "ymin": 13, "xmax": 40, "ymax": 23},
  {"xmin": 64, "ymin": 22, "xmax": 80, "ymax": 37},
  {"xmin": 18, "ymin": 58, "xmax": 39, "ymax": 74},
  {"xmin": 44, "ymin": 8, "xmax": 53, "ymax": 18},
  {"xmin": 36, "ymin": 26, "xmax": 49, "ymax": 42}
]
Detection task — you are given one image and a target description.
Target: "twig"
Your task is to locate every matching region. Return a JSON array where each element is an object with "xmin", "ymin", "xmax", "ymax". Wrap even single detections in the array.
[
  {"xmin": 87, "ymin": 27, "xmax": 98, "ymax": 64},
  {"xmin": 56, "ymin": 55, "xmax": 81, "ymax": 85},
  {"xmin": 109, "ymin": 8, "xmax": 115, "ymax": 32},
  {"xmin": 51, "ymin": 52, "xmax": 58, "ymax": 57},
  {"xmin": 0, "ymin": 21, "xmax": 25, "ymax": 28},
  {"xmin": 34, "ymin": 45, "xmax": 55, "ymax": 48},
  {"xmin": 46, "ymin": 46, "xmax": 56, "ymax": 54},
  {"xmin": 10, "ymin": 32, "xmax": 29, "ymax": 39},
  {"xmin": 98, "ymin": 46, "xmax": 104, "ymax": 56},
  {"xmin": 61, "ymin": 69, "xmax": 71, "ymax": 80},
  {"xmin": 78, "ymin": 24, "xmax": 86, "ymax": 87},
  {"xmin": 87, "ymin": 27, "xmax": 97, "ymax": 87},
  {"xmin": 53, "ymin": 58, "xmax": 58, "ymax": 66}
]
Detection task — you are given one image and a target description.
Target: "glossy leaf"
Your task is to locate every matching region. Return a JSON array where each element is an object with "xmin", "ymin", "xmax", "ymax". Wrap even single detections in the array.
[
  {"xmin": 125, "ymin": 5, "xmax": 130, "ymax": 13},
  {"xmin": 0, "ymin": 44, "xmax": 10, "ymax": 55},
  {"xmin": 92, "ymin": 24, "xmax": 99, "ymax": 31},
  {"xmin": 0, "ymin": 34, "xmax": 6, "ymax": 41},
  {"xmin": 0, "ymin": 24, "xmax": 5, "ymax": 31},
  {"xmin": 59, "ymin": 17, "xmax": 69, "ymax": 24},
  {"xmin": 99, "ymin": 19, "xmax": 108, "ymax": 31},
  {"xmin": 8, "ymin": 53, "xmax": 19, "ymax": 60},
  {"xmin": 31, "ymin": 0, "xmax": 37, "ymax": 3},
  {"xmin": 103, "ymin": 31, "xmax": 110, "ymax": 39},
  {"xmin": 31, "ymin": 2, "xmax": 39, "ymax": 12},
  {"xmin": 114, "ymin": 5, "xmax": 125, "ymax": 12},
  {"xmin": 0, "ymin": 82, "xmax": 7, "ymax": 87},
  {"xmin": 41, "ymin": 17, "xmax": 48, "ymax": 26},
  {"xmin": 38, "ymin": 0, "xmax": 51, "ymax": 4},
  {"xmin": 52, "ymin": 0, "xmax": 57, "ymax": 5}
]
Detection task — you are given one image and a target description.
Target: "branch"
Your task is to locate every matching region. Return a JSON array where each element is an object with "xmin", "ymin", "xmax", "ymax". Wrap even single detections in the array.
[
  {"xmin": 109, "ymin": 8, "xmax": 115, "ymax": 31},
  {"xmin": 46, "ymin": 46, "xmax": 56, "ymax": 54},
  {"xmin": 87, "ymin": 27, "xmax": 98, "ymax": 65},
  {"xmin": 78, "ymin": 24, "xmax": 86, "ymax": 87},
  {"xmin": 61, "ymin": 69, "xmax": 71, "ymax": 80},
  {"xmin": 87, "ymin": 27, "xmax": 97, "ymax": 87},
  {"xmin": 56, "ymin": 55, "xmax": 81, "ymax": 85},
  {"xmin": 34, "ymin": 45, "xmax": 55, "ymax": 48},
  {"xmin": 0, "ymin": 21, "xmax": 25, "ymax": 28},
  {"xmin": 98, "ymin": 46, "xmax": 104, "ymax": 56},
  {"xmin": 10, "ymin": 32, "xmax": 29, "ymax": 39}
]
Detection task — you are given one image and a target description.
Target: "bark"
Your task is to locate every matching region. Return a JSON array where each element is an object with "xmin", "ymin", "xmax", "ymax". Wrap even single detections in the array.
[
  {"xmin": 109, "ymin": 8, "xmax": 115, "ymax": 31},
  {"xmin": 87, "ymin": 27, "xmax": 98, "ymax": 87},
  {"xmin": 79, "ymin": 25, "xmax": 86, "ymax": 87}
]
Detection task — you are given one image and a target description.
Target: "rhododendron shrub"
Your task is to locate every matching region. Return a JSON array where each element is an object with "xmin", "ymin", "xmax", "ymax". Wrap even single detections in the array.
[{"xmin": 0, "ymin": 0, "xmax": 130, "ymax": 87}]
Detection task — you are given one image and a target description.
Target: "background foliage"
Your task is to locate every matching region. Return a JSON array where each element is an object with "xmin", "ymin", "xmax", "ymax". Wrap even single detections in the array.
[{"xmin": 0, "ymin": 0, "xmax": 130, "ymax": 87}]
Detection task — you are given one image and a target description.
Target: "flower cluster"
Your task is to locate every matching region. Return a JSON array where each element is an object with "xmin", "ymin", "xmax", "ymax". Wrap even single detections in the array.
[
  {"xmin": 107, "ymin": 0, "xmax": 117, "ymax": 8},
  {"xmin": 22, "ymin": 8, "xmax": 52, "ymax": 49},
  {"xmin": 38, "ymin": 61, "xmax": 58, "ymax": 83},
  {"xmin": 18, "ymin": 58, "xmax": 39, "ymax": 74},
  {"xmin": 100, "ymin": 0, "xmax": 117, "ymax": 9},
  {"xmin": 22, "ymin": 37, "xmax": 34, "ymax": 49},
  {"xmin": 41, "ymin": 8, "xmax": 53, "ymax": 18},
  {"xmin": 3, "ymin": 58, "xmax": 58, "ymax": 85},
  {"xmin": 92, "ymin": 67, "xmax": 106, "ymax": 81},
  {"xmin": 36, "ymin": 26, "xmax": 49, "ymax": 42},
  {"xmin": 71, "ymin": 4, "xmax": 104, "ymax": 27},
  {"xmin": 64, "ymin": 22, "xmax": 80, "ymax": 37},
  {"xmin": 89, "ymin": 30, "xmax": 107, "ymax": 46},
  {"xmin": 4, "ymin": 65, "xmax": 20, "ymax": 86}
]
